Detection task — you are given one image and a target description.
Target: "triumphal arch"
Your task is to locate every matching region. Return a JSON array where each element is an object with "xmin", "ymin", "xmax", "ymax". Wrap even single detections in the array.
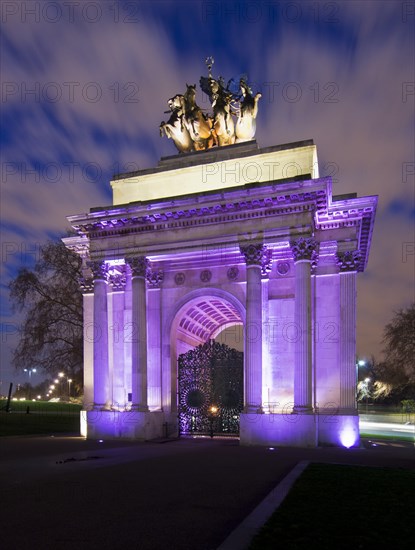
[{"xmin": 64, "ymin": 66, "xmax": 377, "ymax": 447}]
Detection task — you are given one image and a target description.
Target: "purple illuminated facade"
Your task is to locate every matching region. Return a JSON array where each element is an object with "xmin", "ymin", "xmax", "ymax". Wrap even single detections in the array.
[{"xmin": 64, "ymin": 140, "xmax": 377, "ymax": 447}]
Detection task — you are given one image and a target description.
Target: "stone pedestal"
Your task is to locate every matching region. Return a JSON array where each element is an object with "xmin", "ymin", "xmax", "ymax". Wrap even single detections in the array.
[
  {"xmin": 240, "ymin": 412, "xmax": 317, "ymax": 447},
  {"xmin": 317, "ymin": 413, "xmax": 360, "ymax": 447},
  {"xmin": 84, "ymin": 410, "xmax": 165, "ymax": 440}
]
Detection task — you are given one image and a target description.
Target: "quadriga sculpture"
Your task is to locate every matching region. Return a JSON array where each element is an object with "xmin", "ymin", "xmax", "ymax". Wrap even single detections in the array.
[{"xmin": 160, "ymin": 60, "xmax": 260, "ymax": 153}]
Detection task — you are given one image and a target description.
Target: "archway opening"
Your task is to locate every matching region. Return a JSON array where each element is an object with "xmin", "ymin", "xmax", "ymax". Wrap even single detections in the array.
[{"xmin": 171, "ymin": 294, "xmax": 244, "ymax": 436}]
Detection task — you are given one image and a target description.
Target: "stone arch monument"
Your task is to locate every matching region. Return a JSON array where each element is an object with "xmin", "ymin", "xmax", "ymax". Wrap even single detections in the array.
[{"xmin": 64, "ymin": 69, "xmax": 377, "ymax": 447}]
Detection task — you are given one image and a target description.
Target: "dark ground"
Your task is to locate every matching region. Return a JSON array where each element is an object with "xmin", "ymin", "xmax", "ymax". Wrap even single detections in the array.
[{"xmin": 0, "ymin": 435, "xmax": 414, "ymax": 550}]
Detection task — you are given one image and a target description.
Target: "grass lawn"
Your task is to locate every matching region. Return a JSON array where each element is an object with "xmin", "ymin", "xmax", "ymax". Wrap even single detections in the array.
[
  {"xmin": 0, "ymin": 399, "xmax": 81, "ymax": 436},
  {"xmin": 249, "ymin": 463, "xmax": 415, "ymax": 550}
]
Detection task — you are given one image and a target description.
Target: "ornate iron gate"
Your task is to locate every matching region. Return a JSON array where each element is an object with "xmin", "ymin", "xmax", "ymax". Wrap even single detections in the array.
[{"xmin": 178, "ymin": 340, "xmax": 243, "ymax": 436}]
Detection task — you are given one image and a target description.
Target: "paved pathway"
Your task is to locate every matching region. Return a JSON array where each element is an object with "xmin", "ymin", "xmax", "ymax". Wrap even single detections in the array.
[{"xmin": 0, "ymin": 436, "xmax": 414, "ymax": 549}]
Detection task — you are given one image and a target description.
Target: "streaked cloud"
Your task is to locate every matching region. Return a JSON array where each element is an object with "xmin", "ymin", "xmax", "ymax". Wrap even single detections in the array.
[{"xmin": 0, "ymin": 0, "xmax": 413, "ymax": 382}]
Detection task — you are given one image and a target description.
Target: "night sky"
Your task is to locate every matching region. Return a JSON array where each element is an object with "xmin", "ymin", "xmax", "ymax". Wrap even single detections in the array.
[{"xmin": 1, "ymin": 0, "xmax": 414, "ymax": 388}]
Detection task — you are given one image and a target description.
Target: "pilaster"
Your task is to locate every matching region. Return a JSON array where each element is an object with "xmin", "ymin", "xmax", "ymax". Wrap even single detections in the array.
[
  {"xmin": 147, "ymin": 269, "xmax": 164, "ymax": 411},
  {"xmin": 337, "ymin": 250, "xmax": 360, "ymax": 413}
]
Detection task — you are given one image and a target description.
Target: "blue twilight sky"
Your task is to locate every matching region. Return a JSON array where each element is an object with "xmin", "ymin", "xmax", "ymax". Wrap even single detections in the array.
[{"xmin": 0, "ymin": 0, "xmax": 414, "ymax": 389}]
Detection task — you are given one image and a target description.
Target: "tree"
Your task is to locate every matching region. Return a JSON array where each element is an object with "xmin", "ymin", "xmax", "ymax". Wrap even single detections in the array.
[
  {"xmin": 9, "ymin": 241, "xmax": 83, "ymax": 392},
  {"xmin": 373, "ymin": 304, "xmax": 415, "ymax": 400}
]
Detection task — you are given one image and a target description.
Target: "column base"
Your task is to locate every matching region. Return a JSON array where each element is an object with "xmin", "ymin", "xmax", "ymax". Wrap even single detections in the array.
[
  {"xmin": 92, "ymin": 403, "xmax": 111, "ymax": 411},
  {"xmin": 244, "ymin": 405, "xmax": 264, "ymax": 414},
  {"xmin": 131, "ymin": 404, "xmax": 150, "ymax": 413},
  {"xmin": 83, "ymin": 410, "xmax": 165, "ymax": 440},
  {"xmin": 240, "ymin": 412, "xmax": 360, "ymax": 448},
  {"xmin": 292, "ymin": 406, "xmax": 314, "ymax": 414}
]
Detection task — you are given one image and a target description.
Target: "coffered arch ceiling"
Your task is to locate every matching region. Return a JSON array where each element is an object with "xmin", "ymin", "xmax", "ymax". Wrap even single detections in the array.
[{"xmin": 177, "ymin": 297, "xmax": 242, "ymax": 343}]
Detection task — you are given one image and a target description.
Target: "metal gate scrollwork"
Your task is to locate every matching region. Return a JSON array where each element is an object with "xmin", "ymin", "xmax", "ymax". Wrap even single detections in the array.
[{"xmin": 178, "ymin": 340, "xmax": 243, "ymax": 436}]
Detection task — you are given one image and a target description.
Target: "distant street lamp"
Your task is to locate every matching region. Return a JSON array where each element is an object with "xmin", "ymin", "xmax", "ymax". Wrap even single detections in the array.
[
  {"xmin": 23, "ymin": 368, "xmax": 37, "ymax": 379},
  {"xmin": 68, "ymin": 379, "xmax": 72, "ymax": 398}
]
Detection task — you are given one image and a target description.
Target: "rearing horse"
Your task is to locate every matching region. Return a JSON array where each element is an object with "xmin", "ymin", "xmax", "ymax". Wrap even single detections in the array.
[
  {"xmin": 182, "ymin": 84, "xmax": 215, "ymax": 150},
  {"xmin": 209, "ymin": 78, "xmax": 235, "ymax": 147},
  {"xmin": 159, "ymin": 95, "xmax": 194, "ymax": 153}
]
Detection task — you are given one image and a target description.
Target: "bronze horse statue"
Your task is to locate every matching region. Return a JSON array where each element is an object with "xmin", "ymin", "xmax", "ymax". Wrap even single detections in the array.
[
  {"xmin": 202, "ymin": 77, "xmax": 235, "ymax": 147},
  {"xmin": 182, "ymin": 84, "xmax": 216, "ymax": 150},
  {"xmin": 159, "ymin": 95, "xmax": 194, "ymax": 153}
]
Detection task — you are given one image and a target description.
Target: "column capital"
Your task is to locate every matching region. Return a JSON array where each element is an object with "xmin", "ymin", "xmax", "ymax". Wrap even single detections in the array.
[
  {"xmin": 240, "ymin": 243, "xmax": 265, "ymax": 266},
  {"xmin": 147, "ymin": 269, "xmax": 164, "ymax": 289},
  {"xmin": 291, "ymin": 237, "xmax": 318, "ymax": 263},
  {"xmin": 109, "ymin": 269, "xmax": 127, "ymax": 291},
  {"xmin": 79, "ymin": 275, "xmax": 94, "ymax": 294},
  {"xmin": 336, "ymin": 250, "xmax": 361, "ymax": 272},
  {"xmin": 126, "ymin": 256, "xmax": 149, "ymax": 278},
  {"xmin": 88, "ymin": 260, "xmax": 108, "ymax": 281}
]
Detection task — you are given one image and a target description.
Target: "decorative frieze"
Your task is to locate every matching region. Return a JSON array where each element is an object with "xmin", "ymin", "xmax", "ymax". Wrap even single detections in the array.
[
  {"xmin": 227, "ymin": 266, "xmax": 239, "ymax": 281},
  {"xmin": 291, "ymin": 237, "xmax": 318, "ymax": 263},
  {"xmin": 336, "ymin": 250, "xmax": 361, "ymax": 272},
  {"xmin": 200, "ymin": 269, "xmax": 212, "ymax": 283},
  {"xmin": 276, "ymin": 261, "xmax": 290, "ymax": 275},
  {"xmin": 126, "ymin": 256, "xmax": 149, "ymax": 278},
  {"xmin": 147, "ymin": 269, "xmax": 164, "ymax": 289},
  {"xmin": 175, "ymin": 272, "xmax": 186, "ymax": 285}
]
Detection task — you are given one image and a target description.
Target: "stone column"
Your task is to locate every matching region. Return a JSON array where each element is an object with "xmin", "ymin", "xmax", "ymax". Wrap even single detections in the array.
[
  {"xmin": 79, "ymin": 275, "xmax": 94, "ymax": 409},
  {"xmin": 109, "ymin": 269, "xmax": 126, "ymax": 408},
  {"xmin": 337, "ymin": 251, "xmax": 361, "ymax": 412},
  {"xmin": 89, "ymin": 261, "xmax": 110, "ymax": 409},
  {"xmin": 291, "ymin": 238, "xmax": 317, "ymax": 412},
  {"xmin": 126, "ymin": 257, "xmax": 149, "ymax": 412},
  {"xmin": 147, "ymin": 269, "xmax": 164, "ymax": 411},
  {"xmin": 240, "ymin": 243, "xmax": 264, "ymax": 413}
]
